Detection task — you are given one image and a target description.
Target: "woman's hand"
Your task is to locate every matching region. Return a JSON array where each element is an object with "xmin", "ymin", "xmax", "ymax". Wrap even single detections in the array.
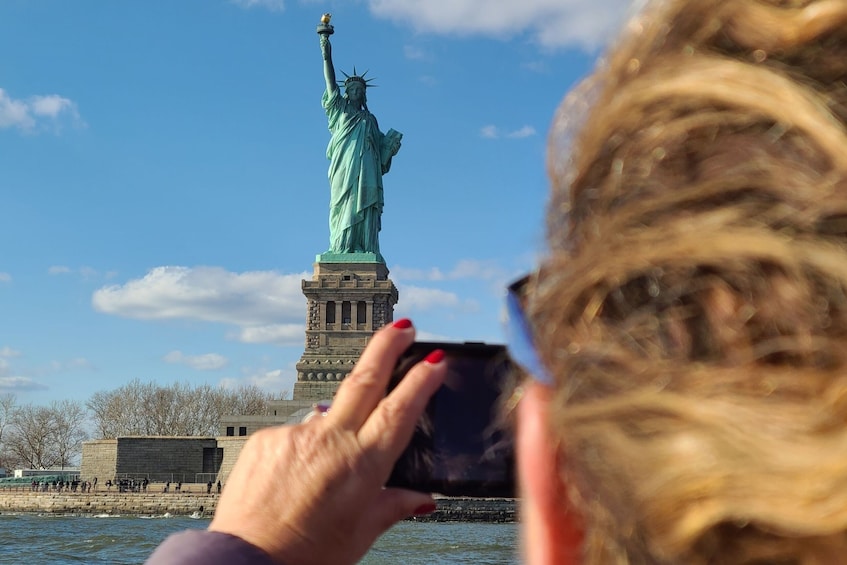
[{"xmin": 209, "ymin": 319, "xmax": 446, "ymax": 565}]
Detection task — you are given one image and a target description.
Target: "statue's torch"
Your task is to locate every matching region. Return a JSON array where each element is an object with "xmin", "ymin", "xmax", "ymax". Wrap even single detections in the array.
[{"xmin": 317, "ymin": 13, "xmax": 334, "ymax": 36}]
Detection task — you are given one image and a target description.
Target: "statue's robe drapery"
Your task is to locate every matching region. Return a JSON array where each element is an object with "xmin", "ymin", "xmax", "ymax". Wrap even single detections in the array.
[{"xmin": 322, "ymin": 88, "xmax": 393, "ymax": 255}]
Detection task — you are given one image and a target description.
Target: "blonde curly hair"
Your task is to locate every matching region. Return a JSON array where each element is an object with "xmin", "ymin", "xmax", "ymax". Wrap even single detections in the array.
[{"xmin": 531, "ymin": 0, "xmax": 847, "ymax": 562}]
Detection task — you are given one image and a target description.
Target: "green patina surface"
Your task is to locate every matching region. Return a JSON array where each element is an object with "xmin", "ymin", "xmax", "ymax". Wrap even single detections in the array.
[
  {"xmin": 317, "ymin": 16, "xmax": 400, "ymax": 265},
  {"xmin": 315, "ymin": 251, "xmax": 384, "ymax": 264}
]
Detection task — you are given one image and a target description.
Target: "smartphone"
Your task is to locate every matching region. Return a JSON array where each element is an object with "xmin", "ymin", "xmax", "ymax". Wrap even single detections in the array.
[{"xmin": 385, "ymin": 341, "xmax": 517, "ymax": 498}]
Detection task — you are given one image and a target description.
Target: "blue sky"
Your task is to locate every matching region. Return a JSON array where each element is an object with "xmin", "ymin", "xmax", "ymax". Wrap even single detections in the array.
[{"xmin": 0, "ymin": 0, "xmax": 634, "ymax": 404}]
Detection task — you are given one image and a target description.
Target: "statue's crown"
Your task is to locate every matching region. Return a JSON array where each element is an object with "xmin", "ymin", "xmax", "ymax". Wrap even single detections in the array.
[
  {"xmin": 339, "ymin": 67, "xmax": 376, "ymax": 89},
  {"xmin": 345, "ymin": 75, "xmax": 367, "ymax": 87}
]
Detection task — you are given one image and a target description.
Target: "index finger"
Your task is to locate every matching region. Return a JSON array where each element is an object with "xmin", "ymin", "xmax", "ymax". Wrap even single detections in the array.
[
  {"xmin": 327, "ymin": 319, "xmax": 416, "ymax": 430},
  {"xmin": 357, "ymin": 348, "xmax": 446, "ymax": 463}
]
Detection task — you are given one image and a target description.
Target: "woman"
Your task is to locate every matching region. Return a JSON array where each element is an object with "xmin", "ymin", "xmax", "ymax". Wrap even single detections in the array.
[
  {"xmin": 148, "ymin": 0, "xmax": 847, "ymax": 562},
  {"xmin": 320, "ymin": 31, "xmax": 401, "ymax": 260},
  {"xmin": 521, "ymin": 0, "xmax": 847, "ymax": 562}
]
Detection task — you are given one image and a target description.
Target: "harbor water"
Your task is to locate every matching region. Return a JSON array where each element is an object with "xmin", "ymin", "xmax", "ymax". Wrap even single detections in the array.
[{"xmin": 0, "ymin": 514, "xmax": 519, "ymax": 564}]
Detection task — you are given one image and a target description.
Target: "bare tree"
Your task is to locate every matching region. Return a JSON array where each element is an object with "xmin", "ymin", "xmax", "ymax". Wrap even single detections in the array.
[
  {"xmin": 87, "ymin": 389, "xmax": 123, "ymax": 439},
  {"xmin": 87, "ymin": 380, "xmax": 278, "ymax": 438},
  {"xmin": 0, "ymin": 393, "xmax": 17, "ymax": 469},
  {"xmin": 5, "ymin": 400, "xmax": 89, "ymax": 469},
  {"xmin": 87, "ymin": 379, "xmax": 158, "ymax": 437},
  {"xmin": 51, "ymin": 400, "xmax": 89, "ymax": 468},
  {"xmin": 7, "ymin": 404, "xmax": 59, "ymax": 469}
]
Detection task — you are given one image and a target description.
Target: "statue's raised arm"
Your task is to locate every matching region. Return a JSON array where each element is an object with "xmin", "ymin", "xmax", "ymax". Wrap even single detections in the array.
[
  {"xmin": 317, "ymin": 14, "xmax": 338, "ymax": 96},
  {"xmin": 316, "ymin": 14, "xmax": 402, "ymax": 263}
]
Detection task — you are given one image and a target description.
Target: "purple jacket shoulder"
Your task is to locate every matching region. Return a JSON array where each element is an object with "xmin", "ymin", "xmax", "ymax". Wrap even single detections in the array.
[{"xmin": 145, "ymin": 530, "xmax": 276, "ymax": 565}]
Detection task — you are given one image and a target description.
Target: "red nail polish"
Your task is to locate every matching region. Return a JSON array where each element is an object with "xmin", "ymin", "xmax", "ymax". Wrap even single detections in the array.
[
  {"xmin": 424, "ymin": 349, "xmax": 445, "ymax": 364},
  {"xmin": 413, "ymin": 503, "xmax": 436, "ymax": 516},
  {"xmin": 392, "ymin": 318, "xmax": 413, "ymax": 329}
]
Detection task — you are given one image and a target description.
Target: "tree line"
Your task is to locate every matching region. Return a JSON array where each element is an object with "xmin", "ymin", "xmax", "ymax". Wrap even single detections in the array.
[{"xmin": 0, "ymin": 380, "xmax": 284, "ymax": 471}]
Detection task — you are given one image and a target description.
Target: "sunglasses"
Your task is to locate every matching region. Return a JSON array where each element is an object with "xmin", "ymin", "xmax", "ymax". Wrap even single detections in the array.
[{"xmin": 505, "ymin": 274, "xmax": 554, "ymax": 386}]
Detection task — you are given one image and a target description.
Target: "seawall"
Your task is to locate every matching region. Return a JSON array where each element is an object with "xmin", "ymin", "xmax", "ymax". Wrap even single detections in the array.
[
  {"xmin": 0, "ymin": 489, "xmax": 518, "ymax": 522},
  {"xmin": 420, "ymin": 497, "xmax": 518, "ymax": 523},
  {"xmin": 0, "ymin": 489, "xmax": 217, "ymax": 517}
]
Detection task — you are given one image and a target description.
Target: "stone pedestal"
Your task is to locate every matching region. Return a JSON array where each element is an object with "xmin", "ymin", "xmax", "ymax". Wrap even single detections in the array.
[{"xmin": 292, "ymin": 256, "xmax": 398, "ymax": 401}]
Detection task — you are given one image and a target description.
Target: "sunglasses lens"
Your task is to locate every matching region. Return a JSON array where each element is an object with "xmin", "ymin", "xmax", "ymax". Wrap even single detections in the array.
[{"xmin": 505, "ymin": 276, "xmax": 554, "ymax": 386}]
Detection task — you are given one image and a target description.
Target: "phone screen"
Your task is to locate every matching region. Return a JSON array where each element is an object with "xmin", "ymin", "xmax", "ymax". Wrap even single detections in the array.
[{"xmin": 385, "ymin": 342, "xmax": 517, "ymax": 498}]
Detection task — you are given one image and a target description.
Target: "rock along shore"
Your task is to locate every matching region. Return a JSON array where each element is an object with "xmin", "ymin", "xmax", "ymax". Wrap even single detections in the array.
[
  {"xmin": 416, "ymin": 496, "xmax": 518, "ymax": 523},
  {"xmin": 0, "ymin": 489, "xmax": 518, "ymax": 522}
]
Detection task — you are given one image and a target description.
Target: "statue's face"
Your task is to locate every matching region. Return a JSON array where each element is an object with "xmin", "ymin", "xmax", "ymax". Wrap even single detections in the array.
[{"xmin": 346, "ymin": 82, "xmax": 365, "ymax": 103}]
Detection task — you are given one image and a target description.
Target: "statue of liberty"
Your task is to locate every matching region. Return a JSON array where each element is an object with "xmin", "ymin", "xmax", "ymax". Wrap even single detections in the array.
[{"xmin": 317, "ymin": 15, "xmax": 402, "ymax": 262}]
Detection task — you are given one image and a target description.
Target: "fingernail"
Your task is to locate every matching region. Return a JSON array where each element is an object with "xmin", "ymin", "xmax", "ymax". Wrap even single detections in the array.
[
  {"xmin": 392, "ymin": 318, "xmax": 413, "ymax": 329},
  {"xmin": 412, "ymin": 503, "xmax": 436, "ymax": 516},
  {"xmin": 424, "ymin": 349, "xmax": 445, "ymax": 364}
]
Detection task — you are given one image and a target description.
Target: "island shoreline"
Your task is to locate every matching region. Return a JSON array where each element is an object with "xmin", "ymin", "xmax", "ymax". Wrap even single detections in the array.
[{"xmin": 0, "ymin": 491, "xmax": 518, "ymax": 522}]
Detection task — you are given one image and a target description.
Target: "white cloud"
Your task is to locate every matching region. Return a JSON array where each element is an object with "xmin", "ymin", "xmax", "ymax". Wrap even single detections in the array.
[
  {"xmin": 507, "ymin": 125, "xmax": 537, "ymax": 139},
  {"xmin": 404, "ymin": 45, "xmax": 429, "ymax": 61},
  {"xmin": 0, "ymin": 90, "xmax": 32, "ymax": 130},
  {"xmin": 0, "ymin": 347, "xmax": 21, "ymax": 358},
  {"xmin": 0, "ymin": 359, "xmax": 45, "ymax": 391},
  {"xmin": 232, "ymin": 0, "xmax": 635, "ymax": 49},
  {"xmin": 448, "ymin": 259, "xmax": 509, "ymax": 281},
  {"xmin": 164, "ymin": 351, "xmax": 228, "ymax": 371},
  {"xmin": 245, "ymin": 368, "xmax": 286, "ymax": 389},
  {"xmin": 367, "ymin": 0, "xmax": 635, "ymax": 51},
  {"xmin": 480, "ymin": 124, "xmax": 537, "ymax": 140},
  {"xmin": 79, "ymin": 267, "xmax": 99, "ymax": 279},
  {"xmin": 49, "ymin": 358, "xmax": 95, "ymax": 372},
  {"xmin": 0, "ymin": 353, "xmax": 89, "ymax": 392},
  {"xmin": 232, "ymin": 324, "xmax": 304, "ymax": 346},
  {"xmin": 522, "ymin": 60, "xmax": 549, "ymax": 73},
  {"xmin": 69, "ymin": 358, "xmax": 93, "ymax": 370},
  {"xmin": 230, "ymin": 0, "xmax": 285, "ymax": 11},
  {"xmin": 0, "ymin": 88, "xmax": 83, "ymax": 133},
  {"xmin": 92, "ymin": 266, "xmax": 308, "ymax": 326},
  {"xmin": 0, "ymin": 376, "xmax": 48, "ymax": 392},
  {"xmin": 395, "ymin": 285, "xmax": 461, "ymax": 311},
  {"xmin": 30, "ymin": 95, "xmax": 73, "ymax": 117},
  {"xmin": 391, "ymin": 266, "xmax": 446, "ymax": 281},
  {"xmin": 219, "ymin": 368, "xmax": 292, "ymax": 395},
  {"xmin": 394, "ymin": 285, "xmax": 481, "ymax": 317},
  {"xmin": 394, "ymin": 259, "xmax": 508, "ymax": 282},
  {"xmin": 391, "ymin": 260, "xmax": 506, "ymax": 316},
  {"xmin": 49, "ymin": 266, "xmax": 103, "ymax": 279},
  {"xmin": 414, "ymin": 329, "xmax": 455, "ymax": 341},
  {"xmin": 481, "ymin": 125, "xmax": 499, "ymax": 139},
  {"xmin": 0, "ymin": 273, "xmax": 10, "ymax": 283}
]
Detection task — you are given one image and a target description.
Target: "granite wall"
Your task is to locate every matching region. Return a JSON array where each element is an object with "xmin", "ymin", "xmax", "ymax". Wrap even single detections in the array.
[
  {"xmin": 0, "ymin": 489, "xmax": 218, "ymax": 516},
  {"xmin": 215, "ymin": 436, "xmax": 248, "ymax": 484},
  {"xmin": 80, "ymin": 439, "xmax": 117, "ymax": 483},
  {"xmin": 0, "ymin": 490, "xmax": 517, "ymax": 522},
  {"xmin": 80, "ymin": 437, "xmax": 222, "ymax": 484}
]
